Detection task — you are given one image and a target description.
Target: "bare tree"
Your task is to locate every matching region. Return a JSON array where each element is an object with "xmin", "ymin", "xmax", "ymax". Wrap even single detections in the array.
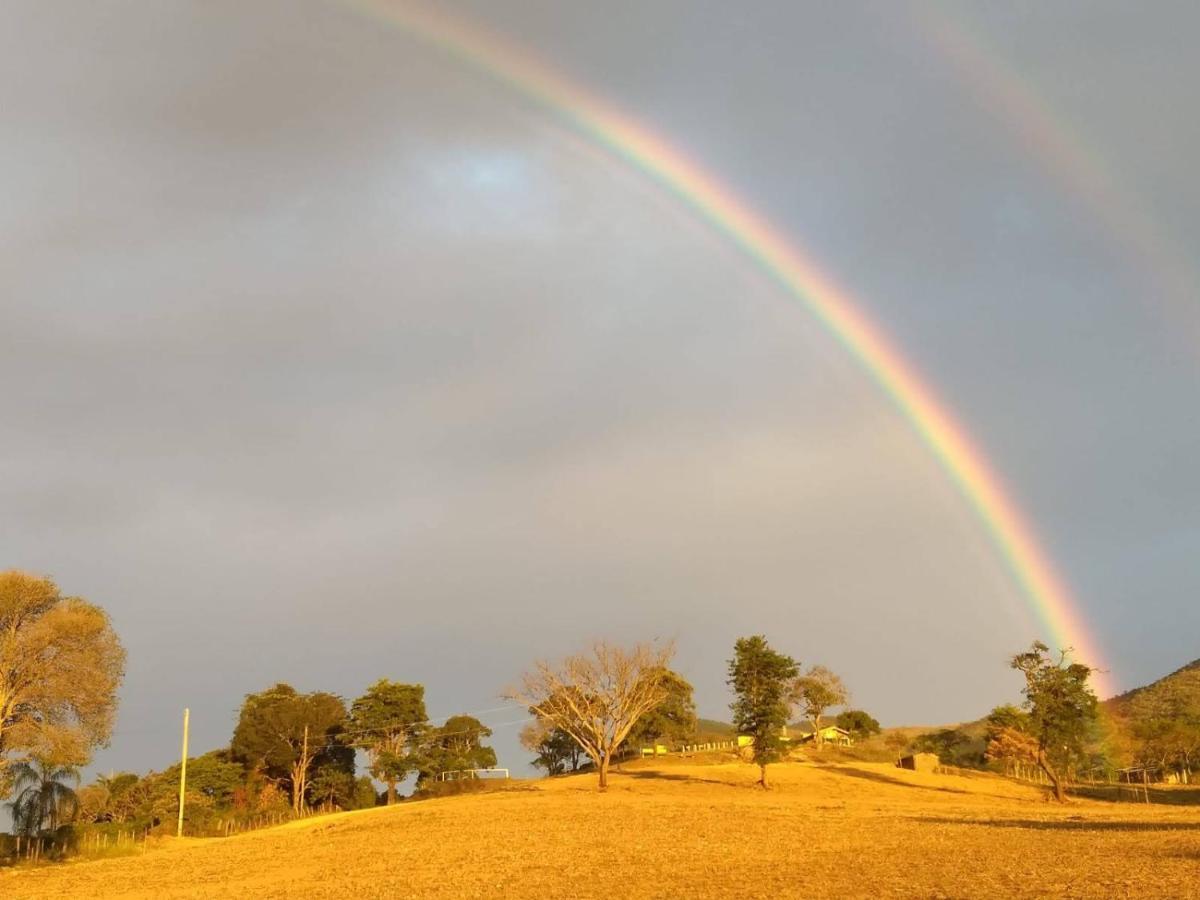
[
  {"xmin": 506, "ymin": 640, "xmax": 675, "ymax": 790},
  {"xmin": 790, "ymin": 665, "xmax": 849, "ymax": 742}
]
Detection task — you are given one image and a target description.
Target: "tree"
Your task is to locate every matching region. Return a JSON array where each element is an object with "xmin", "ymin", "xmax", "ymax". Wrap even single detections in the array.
[
  {"xmin": 307, "ymin": 764, "xmax": 356, "ymax": 810},
  {"xmin": 7, "ymin": 757, "xmax": 80, "ymax": 835},
  {"xmin": 507, "ymin": 640, "xmax": 675, "ymax": 790},
  {"xmin": 1126, "ymin": 678, "xmax": 1200, "ymax": 785},
  {"xmin": 0, "ymin": 571, "xmax": 125, "ymax": 790},
  {"xmin": 835, "ymin": 709, "xmax": 881, "ymax": 740},
  {"xmin": 728, "ymin": 636, "xmax": 799, "ymax": 788},
  {"xmin": 164, "ymin": 751, "xmax": 245, "ymax": 808},
  {"xmin": 983, "ymin": 704, "xmax": 1038, "ymax": 778},
  {"xmin": 230, "ymin": 684, "xmax": 352, "ymax": 814},
  {"xmin": 352, "ymin": 776, "xmax": 379, "ymax": 810},
  {"xmin": 791, "ymin": 665, "xmax": 848, "ymax": 741},
  {"xmin": 520, "ymin": 722, "xmax": 582, "ymax": 776},
  {"xmin": 348, "ymin": 680, "xmax": 427, "ymax": 805},
  {"xmin": 627, "ymin": 670, "xmax": 697, "ymax": 751},
  {"xmin": 1011, "ymin": 641, "xmax": 1099, "ymax": 801},
  {"xmin": 417, "ymin": 715, "xmax": 497, "ymax": 786}
]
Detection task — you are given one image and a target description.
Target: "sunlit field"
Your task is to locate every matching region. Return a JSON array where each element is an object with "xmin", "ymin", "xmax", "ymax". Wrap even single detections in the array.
[{"xmin": 9, "ymin": 758, "xmax": 1199, "ymax": 899}]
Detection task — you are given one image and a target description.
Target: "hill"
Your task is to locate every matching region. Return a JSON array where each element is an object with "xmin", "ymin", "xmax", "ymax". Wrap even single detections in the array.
[
  {"xmin": 8, "ymin": 758, "xmax": 1199, "ymax": 898},
  {"xmin": 1105, "ymin": 658, "xmax": 1200, "ymax": 718},
  {"xmin": 694, "ymin": 717, "xmax": 734, "ymax": 740}
]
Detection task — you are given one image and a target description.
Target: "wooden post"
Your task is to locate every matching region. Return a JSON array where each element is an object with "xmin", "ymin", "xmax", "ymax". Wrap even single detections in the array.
[{"xmin": 177, "ymin": 707, "xmax": 190, "ymax": 838}]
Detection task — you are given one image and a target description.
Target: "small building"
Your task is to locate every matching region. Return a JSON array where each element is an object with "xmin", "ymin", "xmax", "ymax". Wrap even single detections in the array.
[
  {"xmin": 897, "ymin": 752, "xmax": 940, "ymax": 772},
  {"xmin": 795, "ymin": 725, "xmax": 854, "ymax": 747}
]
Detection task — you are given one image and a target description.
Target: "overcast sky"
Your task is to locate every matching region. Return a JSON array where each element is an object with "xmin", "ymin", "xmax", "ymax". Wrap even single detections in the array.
[{"xmin": 3, "ymin": 0, "xmax": 1198, "ymax": 780}]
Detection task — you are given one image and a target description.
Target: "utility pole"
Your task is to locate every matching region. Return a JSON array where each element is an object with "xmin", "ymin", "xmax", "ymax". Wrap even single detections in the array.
[
  {"xmin": 300, "ymin": 724, "xmax": 309, "ymax": 816},
  {"xmin": 176, "ymin": 707, "xmax": 190, "ymax": 838}
]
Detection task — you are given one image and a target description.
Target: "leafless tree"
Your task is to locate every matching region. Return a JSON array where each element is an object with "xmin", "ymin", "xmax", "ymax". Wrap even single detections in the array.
[
  {"xmin": 506, "ymin": 640, "xmax": 675, "ymax": 790},
  {"xmin": 790, "ymin": 665, "xmax": 849, "ymax": 742}
]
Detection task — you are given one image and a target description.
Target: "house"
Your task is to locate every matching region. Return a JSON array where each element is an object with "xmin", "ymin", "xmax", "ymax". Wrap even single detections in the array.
[{"xmin": 795, "ymin": 725, "xmax": 853, "ymax": 747}]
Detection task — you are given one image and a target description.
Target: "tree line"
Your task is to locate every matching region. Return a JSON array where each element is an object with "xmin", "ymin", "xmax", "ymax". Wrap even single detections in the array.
[{"xmin": 7, "ymin": 566, "xmax": 1189, "ymax": 856}]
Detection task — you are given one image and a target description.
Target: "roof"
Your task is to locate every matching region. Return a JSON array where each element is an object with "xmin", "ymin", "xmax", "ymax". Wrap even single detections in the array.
[{"xmin": 792, "ymin": 724, "xmax": 852, "ymax": 736}]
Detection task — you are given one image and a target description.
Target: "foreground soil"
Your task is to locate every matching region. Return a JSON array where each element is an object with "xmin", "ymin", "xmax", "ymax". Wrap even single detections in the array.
[{"xmin": 6, "ymin": 759, "xmax": 1200, "ymax": 899}]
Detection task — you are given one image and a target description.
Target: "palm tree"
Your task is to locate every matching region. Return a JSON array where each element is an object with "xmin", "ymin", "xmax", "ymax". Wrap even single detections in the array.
[{"xmin": 7, "ymin": 758, "xmax": 81, "ymax": 836}]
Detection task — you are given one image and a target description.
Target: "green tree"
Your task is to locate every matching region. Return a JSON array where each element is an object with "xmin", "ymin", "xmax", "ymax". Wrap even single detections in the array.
[
  {"xmin": 163, "ymin": 751, "xmax": 246, "ymax": 808},
  {"xmin": 627, "ymin": 670, "xmax": 697, "ymax": 751},
  {"xmin": 911, "ymin": 727, "xmax": 985, "ymax": 768},
  {"xmin": 348, "ymin": 680, "xmax": 427, "ymax": 805},
  {"xmin": 418, "ymin": 715, "xmax": 497, "ymax": 786},
  {"xmin": 790, "ymin": 665, "xmax": 849, "ymax": 741},
  {"xmin": 7, "ymin": 757, "xmax": 80, "ymax": 835},
  {"xmin": 91, "ymin": 772, "xmax": 141, "ymax": 823},
  {"xmin": 835, "ymin": 709, "xmax": 881, "ymax": 739},
  {"xmin": 308, "ymin": 764, "xmax": 356, "ymax": 810},
  {"xmin": 230, "ymin": 684, "xmax": 352, "ymax": 814},
  {"xmin": 0, "ymin": 571, "xmax": 125, "ymax": 791},
  {"xmin": 519, "ymin": 722, "xmax": 581, "ymax": 776},
  {"xmin": 728, "ymin": 636, "xmax": 799, "ymax": 788},
  {"xmin": 352, "ymin": 776, "xmax": 379, "ymax": 810},
  {"xmin": 1011, "ymin": 641, "xmax": 1099, "ymax": 801}
]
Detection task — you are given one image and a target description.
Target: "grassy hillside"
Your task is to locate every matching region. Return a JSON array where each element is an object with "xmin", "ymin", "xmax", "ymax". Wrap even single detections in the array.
[
  {"xmin": 1101, "ymin": 658, "xmax": 1200, "ymax": 767},
  {"xmin": 8, "ymin": 757, "xmax": 1199, "ymax": 899},
  {"xmin": 1105, "ymin": 658, "xmax": 1200, "ymax": 717}
]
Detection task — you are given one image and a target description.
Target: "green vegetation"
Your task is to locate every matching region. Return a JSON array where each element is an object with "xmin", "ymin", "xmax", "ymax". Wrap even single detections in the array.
[
  {"xmin": 727, "ymin": 636, "xmax": 798, "ymax": 788},
  {"xmin": 347, "ymin": 680, "xmax": 427, "ymax": 805},
  {"xmin": 1010, "ymin": 642, "xmax": 1100, "ymax": 801},
  {"xmin": 231, "ymin": 684, "xmax": 354, "ymax": 815},
  {"xmin": 835, "ymin": 709, "xmax": 881, "ymax": 740},
  {"xmin": 5, "ymin": 563, "xmax": 1200, "ymax": 871},
  {"xmin": 627, "ymin": 670, "xmax": 697, "ymax": 751}
]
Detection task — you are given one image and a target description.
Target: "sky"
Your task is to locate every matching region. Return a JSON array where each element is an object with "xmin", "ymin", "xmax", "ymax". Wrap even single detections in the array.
[{"xmin": 2, "ymin": 0, "xmax": 1198, "ymax": 782}]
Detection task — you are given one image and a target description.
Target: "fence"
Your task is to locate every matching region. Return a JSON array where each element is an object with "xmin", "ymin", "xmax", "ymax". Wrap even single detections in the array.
[
  {"xmin": 0, "ymin": 826, "xmax": 150, "ymax": 866},
  {"xmin": 664, "ymin": 741, "xmax": 738, "ymax": 755},
  {"xmin": 434, "ymin": 768, "xmax": 510, "ymax": 782}
]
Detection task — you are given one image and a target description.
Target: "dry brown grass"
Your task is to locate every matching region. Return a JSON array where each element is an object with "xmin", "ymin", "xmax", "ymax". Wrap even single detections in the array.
[{"xmin": 6, "ymin": 759, "xmax": 1200, "ymax": 899}]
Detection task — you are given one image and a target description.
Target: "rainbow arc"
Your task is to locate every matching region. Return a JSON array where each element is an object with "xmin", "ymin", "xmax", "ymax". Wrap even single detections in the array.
[{"xmin": 342, "ymin": 0, "xmax": 1112, "ymax": 694}]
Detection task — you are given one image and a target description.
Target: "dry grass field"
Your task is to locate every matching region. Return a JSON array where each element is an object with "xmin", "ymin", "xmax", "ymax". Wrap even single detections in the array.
[{"xmin": 5, "ymin": 758, "xmax": 1199, "ymax": 899}]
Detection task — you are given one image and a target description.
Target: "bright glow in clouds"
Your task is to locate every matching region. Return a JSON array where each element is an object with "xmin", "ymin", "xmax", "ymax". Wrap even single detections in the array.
[{"xmin": 342, "ymin": 0, "xmax": 1113, "ymax": 694}]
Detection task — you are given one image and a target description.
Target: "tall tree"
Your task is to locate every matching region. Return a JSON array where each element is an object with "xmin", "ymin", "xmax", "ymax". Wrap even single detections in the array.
[
  {"xmin": 417, "ymin": 715, "xmax": 497, "ymax": 785},
  {"xmin": 791, "ymin": 665, "xmax": 849, "ymax": 741},
  {"xmin": 347, "ymin": 680, "xmax": 427, "ymax": 805},
  {"xmin": 0, "ymin": 571, "xmax": 125, "ymax": 790},
  {"xmin": 1011, "ymin": 641, "xmax": 1099, "ymax": 801},
  {"xmin": 627, "ymin": 670, "xmax": 697, "ymax": 751},
  {"xmin": 507, "ymin": 640, "xmax": 675, "ymax": 790},
  {"xmin": 728, "ymin": 636, "xmax": 799, "ymax": 788},
  {"xmin": 7, "ymin": 757, "xmax": 80, "ymax": 836},
  {"xmin": 230, "ymin": 684, "xmax": 351, "ymax": 814}
]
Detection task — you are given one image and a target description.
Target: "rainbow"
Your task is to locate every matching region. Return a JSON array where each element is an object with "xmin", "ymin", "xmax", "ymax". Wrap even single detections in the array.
[
  {"xmin": 912, "ymin": 1, "xmax": 1200, "ymax": 351},
  {"xmin": 340, "ymin": 0, "xmax": 1112, "ymax": 693}
]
